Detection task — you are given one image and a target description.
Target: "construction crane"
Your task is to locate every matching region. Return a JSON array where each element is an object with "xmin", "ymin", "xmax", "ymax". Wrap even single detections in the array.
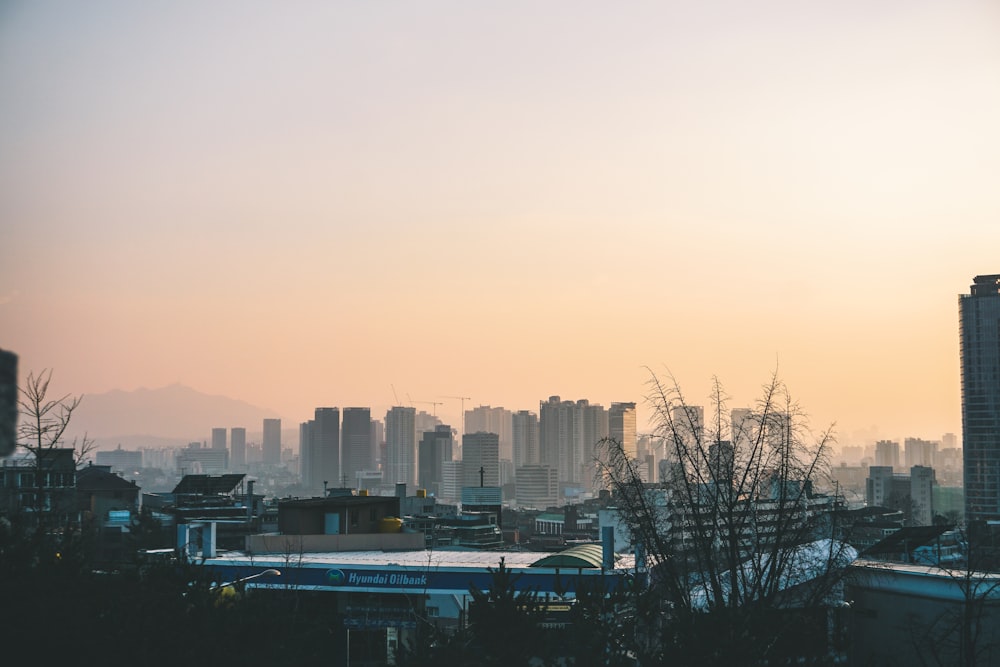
[
  {"xmin": 442, "ymin": 395, "xmax": 472, "ymax": 434},
  {"xmin": 410, "ymin": 400, "xmax": 443, "ymax": 417}
]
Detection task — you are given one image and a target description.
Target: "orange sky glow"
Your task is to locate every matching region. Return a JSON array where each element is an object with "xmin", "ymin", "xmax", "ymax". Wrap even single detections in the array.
[{"xmin": 3, "ymin": 1, "xmax": 1000, "ymax": 447}]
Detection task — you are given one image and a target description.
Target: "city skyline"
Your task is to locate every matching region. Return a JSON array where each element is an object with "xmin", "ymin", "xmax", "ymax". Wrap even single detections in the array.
[{"xmin": 3, "ymin": 2, "xmax": 1000, "ymax": 447}]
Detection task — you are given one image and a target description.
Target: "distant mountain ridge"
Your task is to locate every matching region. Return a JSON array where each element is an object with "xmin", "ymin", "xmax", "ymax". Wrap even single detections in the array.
[{"xmin": 65, "ymin": 383, "xmax": 282, "ymax": 448}]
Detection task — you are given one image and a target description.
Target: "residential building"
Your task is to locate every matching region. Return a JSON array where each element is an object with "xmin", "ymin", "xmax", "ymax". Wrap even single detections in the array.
[
  {"xmin": 301, "ymin": 408, "xmax": 340, "ymax": 495},
  {"xmin": 866, "ymin": 465, "xmax": 936, "ymax": 526},
  {"xmin": 462, "ymin": 431, "xmax": 500, "ymax": 488},
  {"xmin": 961, "ymin": 273, "xmax": 1000, "ymax": 523},
  {"xmin": 262, "ymin": 418, "xmax": 281, "ymax": 465},
  {"xmin": 465, "ymin": 405, "xmax": 513, "ymax": 461},
  {"xmin": 385, "ymin": 406, "xmax": 417, "ymax": 489},
  {"xmin": 211, "ymin": 427, "xmax": 227, "ymax": 452},
  {"xmin": 515, "ymin": 464, "xmax": 559, "ymax": 509},
  {"xmin": 875, "ymin": 440, "xmax": 900, "ymax": 468},
  {"xmin": 341, "ymin": 408, "xmax": 373, "ymax": 488},
  {"xmin": 512, "ymin": 410, "xmax": 539, "ymax": 469},
  {"xmin": 609, "ymin": 402, "xmax": 637, "ymax": 459},
  {"xmin": 904, "ymin": 437, "xmax": 936, "ymax": 469},
  {"xmin": 539, "ymin": 396, "xmax": 608, "ymax": 490},
  {"xmin": 95, "ymin": 446, "xmax": 143, "ymax": 474},
  {"xmin": 418, "ymin": 424, "xmax": 453, "ymax": 498},
  {"xmin": 230, "ymin": 427, "xmax": 246, "ymax": 469}
]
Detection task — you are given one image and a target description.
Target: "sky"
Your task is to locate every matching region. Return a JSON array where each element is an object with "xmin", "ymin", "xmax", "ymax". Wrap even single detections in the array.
[{"xmin": 2, "ymin": 1, "xmax": 1000, "ymax": 447}]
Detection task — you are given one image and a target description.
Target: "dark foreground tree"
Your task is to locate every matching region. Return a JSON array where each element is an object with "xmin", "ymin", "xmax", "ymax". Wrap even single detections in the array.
[{"xmin": 597, "ymin": 370, "xmax": 856, "ymax": 665}]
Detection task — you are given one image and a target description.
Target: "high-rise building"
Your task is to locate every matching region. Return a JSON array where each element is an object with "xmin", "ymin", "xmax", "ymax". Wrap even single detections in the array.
[
  {"xmin": 230, "ymin": 427, "xmax": 246, "ymax": 469},
  {"xmin": 462, "ymin": 431, "xmax": 500, "ymax": 488},
  {"xmin": 301, "ymin": 408, "xmax": 340, "ymax": 494},
  {"xmin": 538, "ymin": 396, "xmax": 608, "ymax": 488},
  {"xmin": 515, "ymin": 464, "xmax": 558, "ymax": 509},
  {"xmin": 342, "ymin": 408, "xmax": 373, "ymax": 488},
  {"xmin": 962, "ymin": 273, "xmax": 1000, "ymax": 523},
  {"xmin": 299, "ymin": 419, "xmax": 314, "ymax": 486},
  {"xmin": 905, "ymin": 438, "xmax": 936, "ymax": 469},
  {"xmin": 609, "ymin": 402, "xmax": 637, "ymax": 459},
  {"xmin": 211, "ymin": 427, "xmax": 227, "ymax": 452},
  {"xmin": 512, "ymin": 410, "xmax": 539, "ymax": 469},
  {"xmin": 263, "ymin": 418, "xmax": 282, "ymax": 465},
  {"xmin": 385, "ymin": 406, "xmax": 417, "ymax": 488},
  {"xmin": 465, "ymin": 405, "xmax": 513, "ymax": 461},
  {"xmin": 418, "ymin": 424, "xmax": 453, "ymax": 497},
  {"xmin": 875, "ymin": 440, "xmax": 900, "ymax": 468}
]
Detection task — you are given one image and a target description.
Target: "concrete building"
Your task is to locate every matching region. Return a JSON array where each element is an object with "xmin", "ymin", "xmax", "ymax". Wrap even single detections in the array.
[
  {"xmin": 262, "ymin": 418, "xmax": 281, "ymax": 465},
  {"xmin": 961, "ymin": 274, "xmax": 1000, "ymax": 523},
  {"xmin": 176, "ymin": 442, "xmax": 228, "ymax": 475},
  {"xmin": 301, "ymin": 408, "xmax": 340, "ymax": 494},
  {"xmin": 866, "ymin": 465, "xmax": 936, "ymax": 526},
  {"xmin": 95, "ymin": 446, "xmax": 143, "ymax": 474},
  {"xmin": 465, "ymin": 405, "xmax": 513, "ymax": 461},
  {"xmin": 462, "ymin": 431, "xmax": 500, "ymax": 488},
  {"xmin": 230, "ymin": 427, "xmax": 246, "ymax": 469},
  {"xmin": 418, "ymin": 424, "xmax": 453, "ymax": 498},
  {"xmin": 875, "ymin": 440, "xmax": 900, "ymax": 468},
  {"xmin": 341, "ymin": 408, "xmax": 373, "ymax": 489},
  {"xmin": 512, "ymin": 410, "xmax": 539, "ymax": 469},
  {"xmin": 539, "ymin": 396, "xmax": 608, "ymax": 490},
  {"xmin": 609, "ymin": 402, "xmax": 637, "ymax": 459},
  {"xmin": 211, "ymin": 427, "xmax": 227, "ymax": 452},
  {"xmin": 385, "ymin": 406, "xmax": 417, "ymax": 489},
  {"xmin": 515, "ymin": 464, "xmax": 559, "ymax": 509},
  {"xmin": 905, "ymin": 437, "xmax": 936, "ymax": 469}
]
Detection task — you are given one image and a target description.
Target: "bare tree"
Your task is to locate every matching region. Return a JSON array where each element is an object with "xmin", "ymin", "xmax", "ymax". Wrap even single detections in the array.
[
  {"xmin": 597, "ymin": 370, "xmax": 856, "ymax": 665},
  {"xmin": 16, "ymin": 369, "xmax": 94, "ymax": 524}
]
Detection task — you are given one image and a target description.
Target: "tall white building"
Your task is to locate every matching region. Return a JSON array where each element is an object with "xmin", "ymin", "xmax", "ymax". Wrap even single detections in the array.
[
  {"xmin": 539, "ymin": 396, "xmax": 608, "ymax": 488},
  {"xmin": 512, "ymin": 410, "xmax": 539, "ymax": 469},
  {"xmin": 385, "ymin": 406, "xmax": 417, "ymax": 489},
  {"xmin": 465, "ymin": 405, "xmax": 513, "ymax": 461},
  {"xmin": 230, "ymin": 427, "xmax": 246, "ymax": 469},
  {"xmin": 263, "ymin": 418, "xmax": 281, "ymax": 465},
  {"xmin": 462, "ymin": 431, "xmax": 500, "ymax": 488},
  {"xmin": 609, "ymin": 402, "xmax": 637, "ymax": 459}
]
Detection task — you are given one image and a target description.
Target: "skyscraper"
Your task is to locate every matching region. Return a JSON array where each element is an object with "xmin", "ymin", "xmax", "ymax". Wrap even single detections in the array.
[
  {"xmin": 465, "ymin": 405, "xmax": 513, "ymax": 461},
  {"xmin": 539, "ymin": 396, "xmax": 608, "ymax": 488},
  {"xmin": 609, "ymin": 402, "xmax": 637, "ymax": 459},
  {"xmin": 230, "ymin": 427, "xmax": 246, "ymax": 469},
  {"xmin": 418, "ymin": 424, "xmax": 453, "ymax": 497},
  {"xmin": 263, "ymin": 418, "xmax": 281, "ymax": 465},
  {"xmin": 342, "ymin": 407, "xmax": 373, "ymax": 488},
  {"xmin": 512, "ymin": 410, "xmax": 539, "ymax": 469},
  {"xmin": 211, "ymin": 427, "xmax": 227, "ymax": 452},
  {"xmin": 301, "ymin": 408, "xmax": 340, "ymax": 494},
  {"xmin": 961, "ymin": 274, "xmax": 1000, "ymax": 523},
  {"xmin": 385, "ymin": 406, "xmax": 417, "ymax": 488},
  {"xmin": 462, "ymin": 431, "xmax": 500, "ymax": 488}
]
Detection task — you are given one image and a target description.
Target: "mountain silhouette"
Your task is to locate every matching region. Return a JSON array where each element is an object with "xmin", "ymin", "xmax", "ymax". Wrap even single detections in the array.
[{"xmin": 64, "ymin": 383, "xmax": 282, "ymax": 448}]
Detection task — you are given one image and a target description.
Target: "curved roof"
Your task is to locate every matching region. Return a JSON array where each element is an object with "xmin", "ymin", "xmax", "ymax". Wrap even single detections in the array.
[{"xmin": 530, "ymin": 543, "xmax": 609, "ymax": 569}]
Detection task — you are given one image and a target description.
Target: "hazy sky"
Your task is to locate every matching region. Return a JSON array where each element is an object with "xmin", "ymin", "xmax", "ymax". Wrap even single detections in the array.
[{"xmin": 2, "ymin": 1, "xmax": 999, "ymax": 446}]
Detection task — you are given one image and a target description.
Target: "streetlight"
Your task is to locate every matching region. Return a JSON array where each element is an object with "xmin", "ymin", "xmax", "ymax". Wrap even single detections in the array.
[{"xmin": 211, "ymin": 568, "xmax": 281, "ymax": 590}]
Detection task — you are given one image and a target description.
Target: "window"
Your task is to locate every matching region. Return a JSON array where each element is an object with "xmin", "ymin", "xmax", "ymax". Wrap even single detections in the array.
[{"xmin": 350, "ymin": 509, "xmax": 359, "ymax": 527}]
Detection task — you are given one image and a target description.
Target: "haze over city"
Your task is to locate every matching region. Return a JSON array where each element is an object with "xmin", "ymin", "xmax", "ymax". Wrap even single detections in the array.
[{"xmin": 3, "ymin": 1, "xmax": 1000, "ymax": 446}]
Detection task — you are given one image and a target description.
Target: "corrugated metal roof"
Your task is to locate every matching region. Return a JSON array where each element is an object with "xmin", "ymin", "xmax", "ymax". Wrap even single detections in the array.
[{"xmin": 529, "ymin": 543, "xmax": 607, "ymax": 569}]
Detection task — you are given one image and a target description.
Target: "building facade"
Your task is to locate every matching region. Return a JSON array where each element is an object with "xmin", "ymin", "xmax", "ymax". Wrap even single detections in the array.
[
  {"xmin": 341, "ymin": 408, "xmax": 373, "ymax": 489},
  {"xmin": 263, "ymin": 418, "xmax": 282, "ymax": 465},
  {"xmin": 961, "ymin": 274, "xmax": 1000, "ymax": 523},
  {"xmin": 461, "ymin": 431, "xmax": 500, "ymax": 489},
  {"xmin": 230, "ymin": 427, "xmax": 246, "ymax": 469},
  {"xmin": 385, "ymin": 406, "xmax": 417, "ymax": 489}
]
